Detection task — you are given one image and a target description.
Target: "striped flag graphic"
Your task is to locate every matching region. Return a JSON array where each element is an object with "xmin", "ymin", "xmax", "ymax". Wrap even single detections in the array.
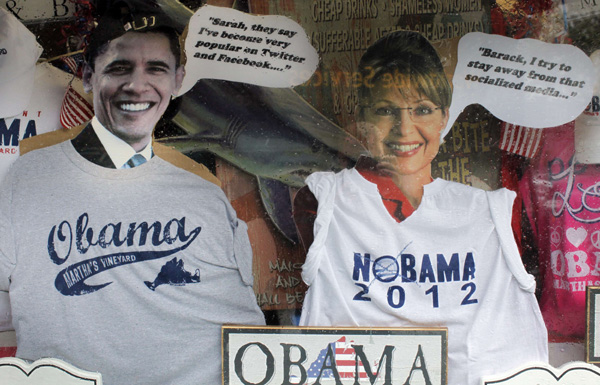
[
  {"xmin": 499, "ymin": 122, "xmax": 543, "ymax": 158},
  {"xmin": 307, "ymin": 337, "xmax": 370, "ymax": 381},
  {"xmin": 58, "ymin": 52, "xmax": 84, "ymax": 78},
  {"xmin": 60, "ymin": 85, "xmax": 93, "ymax": 129}
]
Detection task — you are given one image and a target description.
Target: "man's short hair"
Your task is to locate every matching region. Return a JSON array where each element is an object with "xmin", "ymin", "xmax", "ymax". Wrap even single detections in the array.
[{"xmin": 85, "ymin": 0, "xmax": 183, "ymax": 69}]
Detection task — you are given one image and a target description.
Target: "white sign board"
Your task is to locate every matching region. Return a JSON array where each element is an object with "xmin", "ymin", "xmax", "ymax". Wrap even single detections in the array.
[
  {"xmin": 223, "ymin": 326, "xmax": 447, "ymax": 385},
  {"xmin": 562, "ymin": 0, "xmax": 600, "ymax": 21},
  {"xmin": 586, "ymin": 286, "xmax": 600, "ymax": 362},
  {"xmin": 0, "ymin": 357, "xmax": 102, "ymax": 384},
  {"xmin": 1, "ymin": 1, "xmax": 77, "ymax": 22}
]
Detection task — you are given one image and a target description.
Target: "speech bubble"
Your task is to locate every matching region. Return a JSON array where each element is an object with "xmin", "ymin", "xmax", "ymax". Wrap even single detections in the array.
[
  {"xmin": 0, "ymin": 357, "xmax": 102, "ymax": 384},
  {"xmin": 443, "ymin": 32, "xmax": 595, "ymax": 138},
  {"xmin": 482, "ymin": 362, "xmax": 600, "ymax": 385},
  {"xmin": 178, "ymin": 5, "xmax": 319, "ymax": 96}
]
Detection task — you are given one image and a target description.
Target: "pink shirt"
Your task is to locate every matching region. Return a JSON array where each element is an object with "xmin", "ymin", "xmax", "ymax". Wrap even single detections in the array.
[{"xmin": 520, "ymin": 122, "xmax": 600, "ymax": 342}]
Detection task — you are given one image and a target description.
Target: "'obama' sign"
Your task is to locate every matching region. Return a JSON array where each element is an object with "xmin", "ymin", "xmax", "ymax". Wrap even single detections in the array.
[{"xmin": 222, "ymin": 326, "xmax": 447, "ymax": 385}]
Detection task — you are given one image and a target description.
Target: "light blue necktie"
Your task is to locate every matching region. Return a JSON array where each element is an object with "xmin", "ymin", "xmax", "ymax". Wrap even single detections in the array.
[{"xmin": 123, "ymin": 153, "xmax": 147, "ymax": 169}]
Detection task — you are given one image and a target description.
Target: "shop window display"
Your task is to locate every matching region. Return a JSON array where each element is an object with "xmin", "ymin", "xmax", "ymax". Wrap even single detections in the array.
[{"xmin": 0, "ymin": 0, "xmax": 599, "ymax": 383}]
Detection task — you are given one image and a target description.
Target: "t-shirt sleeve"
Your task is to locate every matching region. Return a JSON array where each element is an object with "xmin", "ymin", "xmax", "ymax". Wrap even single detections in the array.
[
  {"xmin": 0, "ymin": 170, "xmax": 16, "ymax": 292},
  {"xmin": 487, "ymin": 188, "xmax": 537, "ymax": 292},
  {"xmin": 302, "ymin": 172, "xmax": 336, "ymax": 286},
  {"xmin": 232, "ymin": 217, "xmax": 254, "ymax": 286}
]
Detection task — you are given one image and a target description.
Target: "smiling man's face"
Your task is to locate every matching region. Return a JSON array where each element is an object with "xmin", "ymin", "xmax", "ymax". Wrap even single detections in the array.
[{"xmin": 83, "ymin": 32, "xmax": 183, "ymax": 152}]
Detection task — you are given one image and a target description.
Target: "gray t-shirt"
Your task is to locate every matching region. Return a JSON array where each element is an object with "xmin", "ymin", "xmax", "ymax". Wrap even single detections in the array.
[{"xmin": 0, "ymin": 141, "xmax": 265, "ymax": 384}]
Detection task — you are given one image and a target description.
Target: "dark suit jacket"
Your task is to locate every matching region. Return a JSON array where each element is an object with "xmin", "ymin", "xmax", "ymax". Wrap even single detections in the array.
[{"xmin": 71, "ymin": 123, "xmax": 117, "ymax": 168}]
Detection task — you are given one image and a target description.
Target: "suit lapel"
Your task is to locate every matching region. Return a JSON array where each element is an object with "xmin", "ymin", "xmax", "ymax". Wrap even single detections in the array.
[{"xmin": 71, "ymin": 123, "xmax": 117, "ymax": 169}]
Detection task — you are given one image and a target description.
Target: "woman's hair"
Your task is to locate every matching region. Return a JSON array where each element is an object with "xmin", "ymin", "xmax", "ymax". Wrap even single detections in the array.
[{"xmin": 358, "ymin": 31, "xmax": 452, "ymax": 112}]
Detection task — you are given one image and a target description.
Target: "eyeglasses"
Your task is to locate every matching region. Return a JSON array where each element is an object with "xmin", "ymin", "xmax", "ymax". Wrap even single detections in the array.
[{"xmin": 363, "ymin": 101, "xmax": 443, "ymax": 124}]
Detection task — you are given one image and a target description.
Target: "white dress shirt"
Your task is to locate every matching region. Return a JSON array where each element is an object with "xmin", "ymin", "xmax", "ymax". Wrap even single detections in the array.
[{"xmin": 90, "ymin": 116, "xmax": 152, "ymax": 168}]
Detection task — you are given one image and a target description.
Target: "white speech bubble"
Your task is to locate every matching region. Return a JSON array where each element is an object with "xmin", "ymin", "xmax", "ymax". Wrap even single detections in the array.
[
  {"xmin": 482, "ymin": 362, "xmax": 600, "ymax": 385},
  {"xmin": 443, "ymin": 32, "xmax": 595, "ymax": 138},
  {"xmin": 0, "ymin": 357, "xmax": 102, "ymax": 384},
  {"xmin": 178, "ymin": 5, "xmax": 319, "ymax": 96}
]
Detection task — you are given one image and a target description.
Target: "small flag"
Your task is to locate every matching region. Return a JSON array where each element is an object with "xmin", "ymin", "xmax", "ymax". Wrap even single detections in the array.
[
  {"xmin": 58, "ymin": 52, "xmax": 85, "ymax": 78},
  {"xmin": 60, "ymin": 85, "xmax": 93, "ymax": 129},
  {"xmin": 307, "ymin": 337, "xmax": 370, "ymax": 380},
  {"xmin": 499, "ymin": 122, "xmax": 543, "ymax": 158}
]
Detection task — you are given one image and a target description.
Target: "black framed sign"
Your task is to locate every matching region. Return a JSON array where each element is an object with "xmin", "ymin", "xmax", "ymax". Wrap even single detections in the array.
[
  {"xmin": 587, "ymin": 286, "xmax": 600, "ymax": 363},
  {"xmin": 222, "ymin": 326, "xmax": 448, "ymax": 385}
]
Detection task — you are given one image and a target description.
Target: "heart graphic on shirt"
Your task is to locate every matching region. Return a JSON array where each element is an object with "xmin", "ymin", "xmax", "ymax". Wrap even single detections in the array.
[{"xmin": 566, "ymin": 227, "xmax": 587, "ymax": 248}]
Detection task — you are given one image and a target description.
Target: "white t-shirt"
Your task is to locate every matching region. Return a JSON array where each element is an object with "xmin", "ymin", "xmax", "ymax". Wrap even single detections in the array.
[
  {"xmin": 0, "ymin": 63, "xmax": 89, "ymax": 182},
  {"xmin": 300, "ymin": 169, "xmax": 548, "ymax": 385}
]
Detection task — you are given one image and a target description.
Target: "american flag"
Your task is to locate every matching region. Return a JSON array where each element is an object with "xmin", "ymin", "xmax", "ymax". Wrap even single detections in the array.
[
  {"xmin": 307, "ymin": 336, "xmax": 370, "ymax": 381},
  {"xmin": 499, "ymin": 122, "xmax": 543, "ymax": 158},
  {"xmin": 58, "ymin": 52, "xmax": 85, "ymax": 78},
  {"xmin": 60, "ymin": 85, "xmax": 94, "ymax": 129}
]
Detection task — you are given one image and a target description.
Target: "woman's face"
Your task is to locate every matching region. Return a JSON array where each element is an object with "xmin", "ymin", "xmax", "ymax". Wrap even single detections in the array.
[{"xmin": 361, "ymin": 80, "xmax": 449, "ymax": 178}]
